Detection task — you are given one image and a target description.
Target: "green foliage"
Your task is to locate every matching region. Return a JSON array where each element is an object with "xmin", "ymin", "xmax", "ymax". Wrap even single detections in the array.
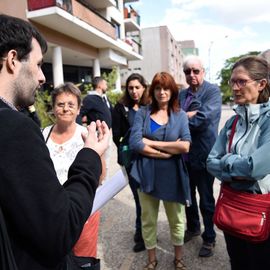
[
  {"xmin": 218, "ymin": 51, "xmax": 260, "ymax": 104},
  {"xmin": 101, "ymin": 66, "xmax": 123, "ymax": 105},
  {"xmin": 76, "ymin": 83, "xmax": 92, "ymax": 99},
  {"xmin": 102, "ymin": 66, "xmax": 118, "ymax": 91},
  {"xmin": 107, "ymin": 91, "xmax": 123, "ymax": 106},
  {"xmin": 35, "ymin": 90, "xmax": 54, "ymax": 128}
]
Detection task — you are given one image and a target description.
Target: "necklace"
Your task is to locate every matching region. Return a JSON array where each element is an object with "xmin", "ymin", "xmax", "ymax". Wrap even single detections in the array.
[{"xmin": 0, "ymin": 96, "xmax": 17, "ymax": 111}]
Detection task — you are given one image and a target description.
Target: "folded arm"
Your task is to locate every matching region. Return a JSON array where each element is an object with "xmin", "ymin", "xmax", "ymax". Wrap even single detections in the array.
[{"xmin": 143, "ymin": 137, "xmax": 190, "ymax": 155}]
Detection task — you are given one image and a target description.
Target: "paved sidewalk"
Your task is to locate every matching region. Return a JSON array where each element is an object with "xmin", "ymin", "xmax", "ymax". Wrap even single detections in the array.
[{"xmin": 97, "ymin": 106, "xmax": 234, "ymax": 270}]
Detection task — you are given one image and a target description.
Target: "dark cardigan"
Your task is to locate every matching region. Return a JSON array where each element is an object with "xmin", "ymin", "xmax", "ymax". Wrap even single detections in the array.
[
  {"xmin": 0, "ymin": 100, "xmax": 101, "ymax": 270},
  {"xmin": 112, "ymin": 102, "xmax": 130, "ymax": 148}
]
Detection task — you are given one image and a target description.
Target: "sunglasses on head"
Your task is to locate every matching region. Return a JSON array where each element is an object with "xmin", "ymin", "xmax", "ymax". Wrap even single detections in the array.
[{"xmin": 183, "ymin": 68, "xmax": 201, "ymax": 75}]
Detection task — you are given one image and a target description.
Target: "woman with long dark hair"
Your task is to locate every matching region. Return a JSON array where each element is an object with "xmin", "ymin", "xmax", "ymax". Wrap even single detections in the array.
[{"xmin": 112, "ymin": 73, "xmax": 149, "ymax": 252}]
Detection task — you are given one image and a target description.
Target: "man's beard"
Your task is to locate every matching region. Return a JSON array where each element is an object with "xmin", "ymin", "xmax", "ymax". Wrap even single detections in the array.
[{"xmin": 13, "ymin": 65, "xmax": 37, "ymax": 108}]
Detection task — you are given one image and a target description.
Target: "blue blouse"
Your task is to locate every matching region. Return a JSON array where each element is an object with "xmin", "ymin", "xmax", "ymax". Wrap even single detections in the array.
[
  {"xmin": 129, "ymin": 106, "xmax": 192, "ymax": 205},
  {"xmin": 150, "ymin": 118, "xmax": 162, "ymax": 133}
]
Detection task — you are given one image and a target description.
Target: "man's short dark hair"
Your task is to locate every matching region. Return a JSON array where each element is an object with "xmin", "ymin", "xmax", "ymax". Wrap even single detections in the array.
[
  {"xmin": 0, "ymin": 14, "xmax": 47, "ymax": 70},
  {"xmin": 92, "ymin": 76, "xmax": 105, "ymax": 89}
]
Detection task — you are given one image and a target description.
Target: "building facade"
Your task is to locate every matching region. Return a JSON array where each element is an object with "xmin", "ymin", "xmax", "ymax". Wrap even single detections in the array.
[
  {"xmin": 0, "ymin": 0, "xmax": 142, "ymax": 90},
  {"xmin": 178, "ymin": 40, "xmax": 199, "ymax": 57},
  {"xmin": 121, "ymin": 25, "xmax": 186, "ymax": 87}
]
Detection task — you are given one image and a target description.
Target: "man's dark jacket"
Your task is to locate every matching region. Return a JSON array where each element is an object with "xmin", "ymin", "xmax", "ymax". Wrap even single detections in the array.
[
  {"xmin": 78, "ymin": 94, "xmax": 112, "ymax": 128},
  {"xmin": 0, "ymin": 100, "xmax": 101, "ymax": 270},
  {"xmin": 179, "ymin": 80, "xmax": 222, "ymax": 169}
]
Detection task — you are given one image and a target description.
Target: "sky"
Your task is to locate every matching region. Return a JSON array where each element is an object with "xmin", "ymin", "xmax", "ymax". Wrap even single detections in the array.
[{"xmin": 130, "ymin": 0, "xmax": 270, "ymax": 83}]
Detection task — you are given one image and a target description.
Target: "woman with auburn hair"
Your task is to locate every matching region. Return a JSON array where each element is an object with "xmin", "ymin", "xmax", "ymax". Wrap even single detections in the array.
[{"xmin": 129, "ymin": 72, "xmax": 191, "ymax": 270}]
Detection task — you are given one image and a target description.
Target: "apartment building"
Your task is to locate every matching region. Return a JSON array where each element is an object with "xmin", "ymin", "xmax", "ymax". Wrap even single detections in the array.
[
  {"xmin": 121, "ymin": 25, "xmax": 187, "ymax": 87},
  {"xmin": 178, "ymin": 40, "xmax": 199, "ymax": 57},
  {"xmin": 0, "ymin": 0, "xmax": 142, "ymax": 90}
]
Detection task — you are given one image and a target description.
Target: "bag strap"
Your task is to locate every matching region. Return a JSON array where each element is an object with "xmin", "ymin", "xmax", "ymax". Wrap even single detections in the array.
[
  {"xmin": 119, "ymin": 105, "xmax": 130, "ymax": 144},
  {"xmin": 123, "ymin": 105, "xmax": 129, "ymax": 120},
  {"xmin": 42, "ymin": 125, "xmax": 54, "ymax": 144},
  {"xmin": 228, "ymin": 115, "xmax": 239, "ymax": 153}
]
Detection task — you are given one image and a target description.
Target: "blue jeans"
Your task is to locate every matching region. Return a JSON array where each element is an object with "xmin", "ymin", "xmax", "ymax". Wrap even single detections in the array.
[
  {"xmin": 185, "ymin": 163, "xmax": 216, "ymax": 243},
  {"xmin": 126, "ymin": 165, "xmax": 142, "ymax": 231}
]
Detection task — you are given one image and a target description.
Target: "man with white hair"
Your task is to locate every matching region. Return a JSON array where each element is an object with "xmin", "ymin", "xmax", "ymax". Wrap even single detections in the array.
[{"xmin": 179, "ymin": 55, "xmax": 222, "ymax": 257}]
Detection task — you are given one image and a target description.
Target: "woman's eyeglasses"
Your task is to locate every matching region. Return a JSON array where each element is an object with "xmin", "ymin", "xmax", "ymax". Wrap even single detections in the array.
[
  {"xmin": 183, "ymin": 69, "xmax": 201, "ymax": 75},
  {"xmin": 228, "ymin": 79, "xmax": 258, "ymax": 88},
  {"xmin": 56, "ymin": 102, "xmax": 77, "ymax": 110}
]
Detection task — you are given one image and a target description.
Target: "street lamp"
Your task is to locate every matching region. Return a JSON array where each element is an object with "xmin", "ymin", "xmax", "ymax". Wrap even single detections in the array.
[
  {"xmin": 208, "ymin": 35, "xmax": 228, "ymax": 82},
  {"xmin": 208, "ymin": 41, "xmax": 214, "ymax": 81}
]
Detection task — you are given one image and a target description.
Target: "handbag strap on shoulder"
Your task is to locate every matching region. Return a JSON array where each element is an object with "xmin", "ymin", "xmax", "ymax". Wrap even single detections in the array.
[
  {"xmin": 228, "ymin": 115, "xmax": 239, "ymax": 153},
  {"xmin": 42, "ymin": 125, "xmax": 54, "ymax": 144}
]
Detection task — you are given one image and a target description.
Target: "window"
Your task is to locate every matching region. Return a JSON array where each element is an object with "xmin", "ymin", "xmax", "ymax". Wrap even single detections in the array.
[{"xmin": 111, "ymin": 19, "xmax": 121, "ymax": 39}]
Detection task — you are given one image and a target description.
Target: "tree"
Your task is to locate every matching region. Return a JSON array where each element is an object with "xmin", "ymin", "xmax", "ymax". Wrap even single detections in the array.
[
  {"xmin": 218, "ymin": 51, "xmax": 260, "ymax": 104},
  {"xmin": 35, "ymin": 90, "xmax": 54, "ymax": 128},
  {"xmin": 102, "ymin": 66, "xmax": 123, "ymax": 106}
]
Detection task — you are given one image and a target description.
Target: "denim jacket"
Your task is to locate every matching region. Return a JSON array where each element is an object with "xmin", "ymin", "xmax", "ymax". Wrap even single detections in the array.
[{"xmin": 179, "ymin": 80, "xmax": 222, "ymax": 169}]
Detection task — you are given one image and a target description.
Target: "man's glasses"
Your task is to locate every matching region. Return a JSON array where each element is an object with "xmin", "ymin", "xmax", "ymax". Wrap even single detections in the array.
[
  {"xmin": 183, "ymin": 68, "xmax": 201, "ymax": 75},
  {"xmin": 228, "ymin": 79, "xmax": 258, "ymax": 88}
]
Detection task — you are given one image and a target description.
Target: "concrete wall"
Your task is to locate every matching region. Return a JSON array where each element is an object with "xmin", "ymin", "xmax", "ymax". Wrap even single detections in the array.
[
  {"xmin": 121, "ymin": 25, "xmax": 186, "ymax": 86},
  {"xmin": 0, "ymin": 0, "xmax": 28, "ymax": 19}
]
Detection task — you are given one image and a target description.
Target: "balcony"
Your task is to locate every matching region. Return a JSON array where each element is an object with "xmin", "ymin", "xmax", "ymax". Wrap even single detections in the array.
[
  {"xmin": 82, "ymin": 0, "xmax": 116, "ymax": 9},
  {"xmin": 28, "ymin": 0, "xmax": 72, "ymax": 12},
  {"xmin": 124, "ymin": 6, "xmax": 140, "ymax": 32},
  {"xmin": 124, "ymin": 0, "xmax": 139, "ymax": 3},
  {"xmin": 27, "ymin": 0, "xmax": 116, "ymax": 40},
  {"xmin": 27, "ymin": 0, "xmax": 142, "ymax": 61}
]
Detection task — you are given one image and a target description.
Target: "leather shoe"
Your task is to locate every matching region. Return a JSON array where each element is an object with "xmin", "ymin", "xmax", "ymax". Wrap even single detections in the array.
[
  {"xmin": 133, "ymin": 241, "xmax": 146, "ymax": 252},
  {"xmin": 184, "ymin": 230, "xmax": 201, "ymax": 243},
  {"xmin": 199, "ymin": 241, "xmax": 215, "ymax": 257}
]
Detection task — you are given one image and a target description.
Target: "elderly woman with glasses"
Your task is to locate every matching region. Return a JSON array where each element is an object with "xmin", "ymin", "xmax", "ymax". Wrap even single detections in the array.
[
  {"xmin": 207, "ymin": 55, "xmax": 270, "ymax": 270},
  {"xmin": 42, "ymin": 82, "xmax": 105, "ymax": 262}
]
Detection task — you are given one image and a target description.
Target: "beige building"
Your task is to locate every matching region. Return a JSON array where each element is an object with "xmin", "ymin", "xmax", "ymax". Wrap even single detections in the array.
[
  {"xmin": 178, "ymin": 40, "xmax": 199, "ymax": 57},
  {"xmin": 121, "ymin": 25, "xmax": 186, "ymax": 87},
  {"xmin": 0, "ymin": 0, "xmax": 142, "ymax": 89}
]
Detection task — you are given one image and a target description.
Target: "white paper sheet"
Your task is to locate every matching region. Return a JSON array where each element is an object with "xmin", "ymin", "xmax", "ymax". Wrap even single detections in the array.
[{"xmin": 90, "ymin": 168, "xmax": 129, "ymax": 215}]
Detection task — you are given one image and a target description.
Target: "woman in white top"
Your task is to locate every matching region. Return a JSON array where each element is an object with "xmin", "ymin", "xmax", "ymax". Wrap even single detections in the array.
[{"xmin": 43, "ymin": 82, "xmax": 104, "ymax": 258}]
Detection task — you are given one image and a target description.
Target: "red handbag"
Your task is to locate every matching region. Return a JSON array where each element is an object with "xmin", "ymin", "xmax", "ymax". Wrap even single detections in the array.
[
  {"xmin": 214, "ymin": 184, "xmax": 270, "ymax": 242},
  {"xmin": 214, "ymin": 115, "xmax": 270, "ymax": 242}
]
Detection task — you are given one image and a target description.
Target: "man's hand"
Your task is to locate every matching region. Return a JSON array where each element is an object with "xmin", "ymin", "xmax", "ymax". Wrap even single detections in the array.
[
  {"xmin": 82, "ymin": 120, "xmax": 110, "ymax": 156},
  {"xmin": 187, "ymin": 110, "xmax": 197, "ymax": 118}
]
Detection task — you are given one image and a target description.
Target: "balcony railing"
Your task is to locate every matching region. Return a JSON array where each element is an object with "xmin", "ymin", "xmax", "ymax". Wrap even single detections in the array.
[
  {"xmin": 28, "ymin": 0, "xmax": 72, "ymax": 12},
  {"xmin": 124, "ymin": 36, "xmax": 141, "ymax": 55},
  {"xmin": 27, "ymin": 0, "xmax": 116, "ymax": 40},
  {"xmin": 124, "ymin": 5, "xmax": 140, "ymax": 26}
]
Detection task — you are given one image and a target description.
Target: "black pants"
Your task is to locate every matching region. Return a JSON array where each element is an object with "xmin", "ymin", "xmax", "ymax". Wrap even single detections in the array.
[
  {"xmin": 125, "ymin": 165, "xmax": 142, "ymax": 231},
  {"xmin": 224, "ymin": 232, "xmax": 270, "ymax": 270},
  {"xmin": 185, "ymin": 163, "xmax": 216, "ymax": 243}
]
